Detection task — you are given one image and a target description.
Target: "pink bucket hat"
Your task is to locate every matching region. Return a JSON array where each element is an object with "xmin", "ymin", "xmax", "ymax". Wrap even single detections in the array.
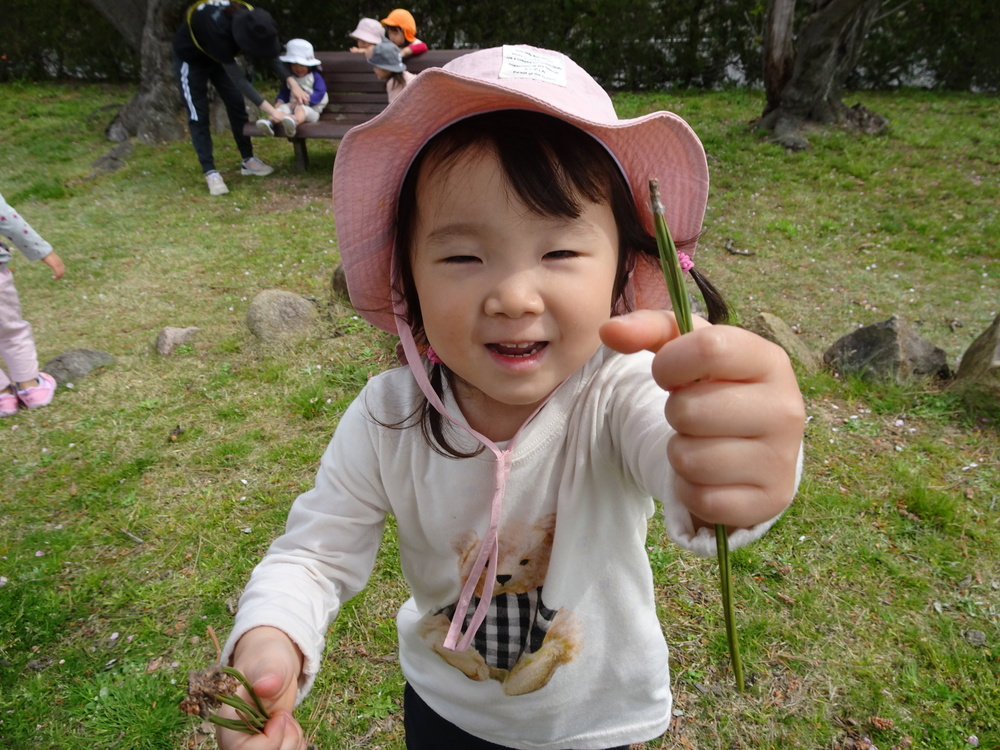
[
  {"xmin": 332, "ymin": 44, "xmax": 710, "ymax": 335},
  {"xmin": 348, "ymin": 17, "xmax": 384, "ymax": 46}
]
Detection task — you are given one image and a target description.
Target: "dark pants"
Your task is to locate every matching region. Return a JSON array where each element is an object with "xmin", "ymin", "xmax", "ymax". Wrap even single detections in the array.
[
  {"xmin": 173, "ymin": 53, "xmax": 253, "ymax": 173},
  {"xmin": 403, "ymin": 683, "xmax": 630, "ymax": 750}
]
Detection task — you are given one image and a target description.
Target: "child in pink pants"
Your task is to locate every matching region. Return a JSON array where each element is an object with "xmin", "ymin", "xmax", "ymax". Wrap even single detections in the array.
[{"xmin": 0, "ymin": 191, "xmax": 65, "ymax": 416}]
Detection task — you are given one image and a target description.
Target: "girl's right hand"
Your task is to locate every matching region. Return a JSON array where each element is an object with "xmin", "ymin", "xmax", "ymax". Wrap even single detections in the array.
[
  {"xmin": 217, "ymin": 627, "xmax": 306, "ymax": 750},
  {"xmin": 217, "ymin": 710, "xmax": 304, "ymax": 750}
]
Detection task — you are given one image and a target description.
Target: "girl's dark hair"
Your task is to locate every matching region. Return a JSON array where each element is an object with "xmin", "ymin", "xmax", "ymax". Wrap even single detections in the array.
[{"xmin": 388, "ymin": 110, "xmax": 728, "ymax": 456}]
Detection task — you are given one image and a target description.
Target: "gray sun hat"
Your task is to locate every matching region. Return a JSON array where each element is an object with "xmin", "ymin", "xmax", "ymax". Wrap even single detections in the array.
[{"xmin": 367, "ymin": 39, "xmax": 406, "ymax": 73}]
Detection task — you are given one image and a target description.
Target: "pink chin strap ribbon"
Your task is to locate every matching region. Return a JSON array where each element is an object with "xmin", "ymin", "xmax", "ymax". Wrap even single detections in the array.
[{"xmin": 394, "ymin": 310, "xmax": 556, "ymax": 653}]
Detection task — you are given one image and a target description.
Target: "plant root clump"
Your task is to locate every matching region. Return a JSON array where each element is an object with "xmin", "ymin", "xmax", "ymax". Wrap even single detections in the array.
[{"xmin": 180, "ymin": 665, "xmax": 242, "ymax": 719}]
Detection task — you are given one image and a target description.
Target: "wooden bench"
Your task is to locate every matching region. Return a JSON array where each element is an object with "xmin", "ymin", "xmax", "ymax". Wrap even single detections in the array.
[{"xmin": 245, "ymin": 49, "xmax": 471, "ymax": 171}]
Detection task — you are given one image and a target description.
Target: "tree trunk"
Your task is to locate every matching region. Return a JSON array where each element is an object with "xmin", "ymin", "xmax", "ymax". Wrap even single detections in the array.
[
  {"xmin": 99, "ymin": 0, "xmax": 186, "ymax": 144},
  {"xmin": 88, "ymin": 0, "xmax": 149, "ymax": 52},
  {"xmin": 759, "ymin": 0, "xmax": 885, "ymax": 149},
  {"xmin": 763, "ymin": 0, "xmax": 796, "ymax": 115}
]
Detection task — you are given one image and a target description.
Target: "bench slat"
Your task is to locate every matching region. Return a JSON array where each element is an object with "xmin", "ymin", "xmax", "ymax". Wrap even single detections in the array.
[
  {"xmin": 323, "ymin": 72, "xmax": 395, "ymax": 87},
  {"xmin": 326, "ymin": 93, "xmax": 391, "ymax": 103}
]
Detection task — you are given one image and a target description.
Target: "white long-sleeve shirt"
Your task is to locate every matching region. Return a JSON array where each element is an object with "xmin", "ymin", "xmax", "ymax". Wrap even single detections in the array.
[{"xmin": 224, "ymin": 346, "xmax": 784, "ymax": 749}]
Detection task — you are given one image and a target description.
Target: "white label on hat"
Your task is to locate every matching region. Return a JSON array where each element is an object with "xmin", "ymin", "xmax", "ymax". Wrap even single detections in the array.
[{"xmin": 499, "ymin": 46, "xmax": 567, "ymax": 87}]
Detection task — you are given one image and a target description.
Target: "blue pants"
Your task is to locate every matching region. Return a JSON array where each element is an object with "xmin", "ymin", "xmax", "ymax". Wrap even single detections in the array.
[
  {"xmin": 403, "ymin": 683, "xmax": 630, "ymax": 750},
  {"xmin": 173, "ymin": 54, "xmax": 253, "ymax": 173}
]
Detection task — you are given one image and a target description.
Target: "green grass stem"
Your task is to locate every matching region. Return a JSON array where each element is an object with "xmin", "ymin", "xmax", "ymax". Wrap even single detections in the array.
[{"xmin": 650, "ymin": 179, "xmax": 745, "ymax": 692}]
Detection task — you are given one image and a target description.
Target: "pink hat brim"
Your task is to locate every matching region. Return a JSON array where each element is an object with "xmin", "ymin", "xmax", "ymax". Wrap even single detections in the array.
[{"xmin": 333, "ymin": 46, "xmax": 709, "ymax": 335}]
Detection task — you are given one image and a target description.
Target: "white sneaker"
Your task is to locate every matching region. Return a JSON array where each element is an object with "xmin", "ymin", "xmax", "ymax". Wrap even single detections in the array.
[
  {"xmin": 240, "ymin": 156, "xmax": 274, "ymax": 177},
  {"xmin": 256, "ymin": 119, "xmax": 275, "ymax": 136},
  {"xmin": 205, "ymin": 170, "xmax": 229, "ymax": 195},
  {"xmin": 280, "ymin": 117, "xmax": 297, "ymax": 137}
]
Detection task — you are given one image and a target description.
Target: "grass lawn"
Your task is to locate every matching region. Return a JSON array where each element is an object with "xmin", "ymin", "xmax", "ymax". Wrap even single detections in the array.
[{"xmin": 0, "ymin": 82, "xmax": 997, "ymax": 750}]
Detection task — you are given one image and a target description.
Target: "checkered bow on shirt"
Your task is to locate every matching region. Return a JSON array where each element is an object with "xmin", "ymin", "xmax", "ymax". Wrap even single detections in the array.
[{"xmin": 439, "ymin": 587, "xmax": 558, "ymax": 671}]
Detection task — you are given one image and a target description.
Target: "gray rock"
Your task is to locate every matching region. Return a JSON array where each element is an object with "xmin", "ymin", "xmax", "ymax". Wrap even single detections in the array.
[
  {"xmin": 952, "ymin": 314, "xmax": 1000, "ymax": 400},
  {"xmin": 155, "ymin": 326, "xmax": 201, "ymax": 356},
  {"xmin": 331, "ymin": 262, "xmax": 350, "ymax": 301},
  {"xmin": 41, "ymin": 349, "xmax": 114, "ymax": 386},
  {"xmin": 245, "ymin": 290, "xmax": 319, "ymax": 346},
  {"xmin": 823, "ymin": 316, "xmax": 950, "ymax": 382},
  {"xmin": 742, "ymin": 312, "xmax": 821, "ymax": 374},
  {"xmin": 90, "ymin": 141, "xmax": 134, "ymax": 175},
  {"xmin": 963, "ymin": 629, "xmax": 987, "ymax": 647}
]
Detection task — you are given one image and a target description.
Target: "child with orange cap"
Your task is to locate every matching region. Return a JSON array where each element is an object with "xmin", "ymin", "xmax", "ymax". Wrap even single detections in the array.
[{"xmin": 381, "ymin": 8, "xmax": 427, "ymax": 58}]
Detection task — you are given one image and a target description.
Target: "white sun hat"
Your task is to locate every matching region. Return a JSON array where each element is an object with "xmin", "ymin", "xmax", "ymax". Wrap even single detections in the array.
[{"xmin": 279, "ymin": 38, "xmax": 321, "ymax": 67}]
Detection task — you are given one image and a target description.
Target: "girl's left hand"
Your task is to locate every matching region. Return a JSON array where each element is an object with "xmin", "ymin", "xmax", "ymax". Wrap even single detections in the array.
[
  {"xmin": 42, "ymin": 252, "xmax": 65, "ymax": 280},
  {"xmin": 600, "ymin": 310, "xmax": 805, "ymax": 529},
  {"xmin": 287, "ymin": 80, "xmax": 310, "ymax": 106}
]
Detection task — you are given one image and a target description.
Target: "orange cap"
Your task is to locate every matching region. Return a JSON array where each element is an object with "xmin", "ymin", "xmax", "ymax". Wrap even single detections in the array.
[{"xmin": 381, "ymin": 9, "xmax": 417, "ymax": 42}]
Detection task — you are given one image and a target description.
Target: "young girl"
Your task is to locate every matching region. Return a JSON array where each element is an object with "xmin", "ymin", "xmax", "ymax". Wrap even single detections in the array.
[
  {"xmin": 0, "ymin": 191, "xmax": 64, "ymax": 416},
  {"xmin": 348, "ymin": 17, "xmax": 385, "ymax": 56},
  {"xmin": 381, "ymin": 8, "xmax": 427, "ymax": 59},
  {"xmin": 256, "ymin": 38, "xmax": 328, "ymax": 138},
  {"xmin": 216, "ymin": 46, "xmax": 805, "ymax": 750},
  {"xmin": 367, "ymin": 39, "xmax": 414, "ymax": 103}
]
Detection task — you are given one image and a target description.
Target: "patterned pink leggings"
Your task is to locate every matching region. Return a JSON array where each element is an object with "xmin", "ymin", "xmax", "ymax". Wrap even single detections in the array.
[{"xmin": 0, "ymin": 267, "xmax": 40, "ymax": 391}]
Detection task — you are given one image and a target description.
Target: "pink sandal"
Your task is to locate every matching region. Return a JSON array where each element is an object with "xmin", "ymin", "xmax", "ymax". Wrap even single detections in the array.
[
  {"xmin": 0, "ymin": 389, "xmax": 18, "ymax": 417},
  {"xmin": 17, "ymin": 372, "xmax": 57, "ymax": 409}
]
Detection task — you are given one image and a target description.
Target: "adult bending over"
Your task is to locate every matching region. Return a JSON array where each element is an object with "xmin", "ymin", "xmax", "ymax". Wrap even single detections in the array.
[{"xmin": 173, "ymin": 1, "xmax": 309, "ymax": 196}]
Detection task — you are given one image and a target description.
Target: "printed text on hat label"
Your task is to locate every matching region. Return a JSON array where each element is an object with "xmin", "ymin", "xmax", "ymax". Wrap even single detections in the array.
[{"xmin": 499, "ymin": 46, "xmax": 567, "ymax": 87}]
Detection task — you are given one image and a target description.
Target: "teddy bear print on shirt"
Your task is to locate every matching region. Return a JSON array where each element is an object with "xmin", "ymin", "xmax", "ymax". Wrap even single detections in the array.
[{"xmin": 417, "ymin": 513, "xmax": 582, "ymax": 695}]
